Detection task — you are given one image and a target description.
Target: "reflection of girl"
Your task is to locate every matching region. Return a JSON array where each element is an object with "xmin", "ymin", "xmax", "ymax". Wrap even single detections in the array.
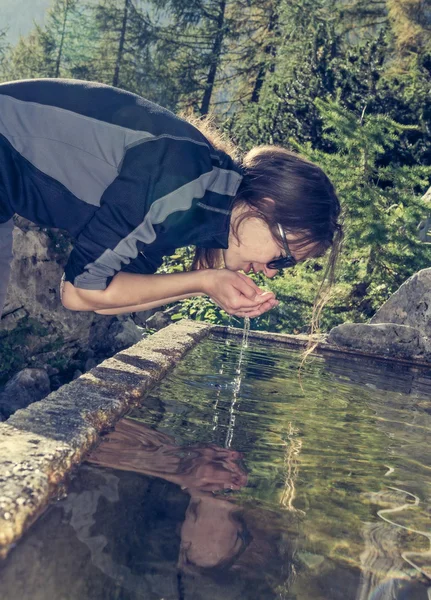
[
  {"xmin": 88, "ymin": 419, "xmax": 251, "ymax": 570},
  {"xmin": 88, "ymin": 418, "xmax": 247, "ymax": 492},
  {"xmin": 87, "ymin": 418, "xmax": 297, "ymax": 589}
]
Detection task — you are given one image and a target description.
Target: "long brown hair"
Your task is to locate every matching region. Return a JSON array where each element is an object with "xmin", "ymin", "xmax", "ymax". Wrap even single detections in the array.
[{"xmin": 186, "ymin": 116, "xmax": 343, "ymax": 340}]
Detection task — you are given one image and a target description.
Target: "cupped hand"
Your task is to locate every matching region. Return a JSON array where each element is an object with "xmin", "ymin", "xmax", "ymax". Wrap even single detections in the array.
[
  {"xmin": 177, "ymin": 446, "xmax": 248, "ymax": 493},
  {"xmin": 202, "ymin": 269, "xmax": 278, "ymax": 317}
]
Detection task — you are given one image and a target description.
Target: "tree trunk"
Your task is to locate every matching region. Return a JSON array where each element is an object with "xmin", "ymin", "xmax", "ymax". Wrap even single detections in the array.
[
  {"xmin": 200, "ymin": 0, "xmax": 226, "ymax": 116},
  {"xmin": 113, "ymin": 0, "xmax": 129, "ymax": 88},
  {"xmin": 251, "ymin": 9, "xmax": 278, "ymax": 104},
  {"xmin": 55, "ymin": 0, "xmax": 70, "ymax": 78}
]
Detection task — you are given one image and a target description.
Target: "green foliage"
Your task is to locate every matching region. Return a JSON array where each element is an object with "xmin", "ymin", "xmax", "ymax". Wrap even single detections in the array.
[
  {"xmin": 231, "ymin": 17, "xmax": 430, "ymax": 166},
  {"xmin": 170, "ymin": 295, "xmax": 231, "ymax": 325},
  {"xmin": 282, "ymin": 100, "xmax": 431, "ymax": 328},
  {"xmin": 298, "ymin": 99, "xmax": 431, "ymax": 300},
  {"xmin": 0, "ymin": 318, "xmax": 50, "ymax": 383},
  {"xmin": 0, "ymin": 28, "xmax": 9, "ymax": 67},
  {"xmin": 1, "ymin": 0, "xmax": 430, "ymax": 337},
  {"xmin": 168, "ymin": 100, "xmax": 431, "ymax": 333}
]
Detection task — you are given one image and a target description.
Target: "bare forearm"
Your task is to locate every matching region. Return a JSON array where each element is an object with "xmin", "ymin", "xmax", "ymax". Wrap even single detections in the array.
[
  {"xmin": 62, "ymin": 270, "xmax": 210, "ymax": 312},
  {"xmin": 94, "ymin": 292, "xmax": 196, "ymax": 315}
]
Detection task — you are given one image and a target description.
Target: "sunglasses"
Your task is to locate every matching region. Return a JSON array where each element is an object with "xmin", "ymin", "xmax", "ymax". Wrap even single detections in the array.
[{"xmin": 266, "ymin": 223, "xmax": 297, "ymax": 271}]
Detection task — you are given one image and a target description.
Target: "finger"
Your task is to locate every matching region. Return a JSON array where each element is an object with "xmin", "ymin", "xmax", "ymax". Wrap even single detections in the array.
[
  {"xmin": 257, "ymin": 290, "xmax": 276, "ymax": 302},
  {"xmin": 236, "ymin": 275, "xmax": 275, "ymax": 299},
  {"xmin": 253, "ymin": 300, "xmax": 278, "ymax": 315},
  {"xmin": 234, "ymin": 279, "xmax": 270, "ymax": 304},
  {"xmin": 242, "ymin": 298, "xmax": 276, "ymax": 312},
  {"xmin": 231, "ymin": 293, "xmax": 268, "ymax": 309},
  {"xmin": 235, "ymin": 272, "xmax": 265, "ymax": 295},
  {"xmin": 223, "ymin": 294, "xmax": 275, "ymax": 314},
  {"xmin": 209, "ymin": 290, "xmax": 262, "ymax": 311},
  {"xmin": 236, "ymin": 299, "xmax": 278, "ymax": 318},
  {"xmin": 236, "ymin": 273, "xmax": 277, "ymax": 302},
  {"xmin": 236, "ymin": 271, "xmax": 261, "ymax": 287},
  {"xmin": 234, "ymin": 310, "xmax": 259, "ymax": 318}
]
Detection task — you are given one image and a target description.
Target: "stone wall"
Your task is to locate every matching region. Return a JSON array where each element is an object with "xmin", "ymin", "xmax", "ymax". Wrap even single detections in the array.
[{"xmin": 0, "ymin": 220, "xmax": 154, "ymax": 413}]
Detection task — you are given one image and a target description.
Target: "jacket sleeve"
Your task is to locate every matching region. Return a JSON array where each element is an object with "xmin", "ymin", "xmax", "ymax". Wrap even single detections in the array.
[
  {"xmin": 120, "ymin": 246, "xmax": 171, "ymax": 275},
  {"xmin": 63, "ymin": 137, "xmax": 214, "ymax": 290}
]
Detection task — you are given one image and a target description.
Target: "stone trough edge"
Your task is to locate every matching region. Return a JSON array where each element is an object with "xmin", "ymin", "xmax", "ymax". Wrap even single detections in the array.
[
  {"xmin": 212, "ymin": 325, "xmax": 431, "ymax": 367},
  {"xmin": 0, "ymin": 319, "xmax": 214, "ymax": 559}
]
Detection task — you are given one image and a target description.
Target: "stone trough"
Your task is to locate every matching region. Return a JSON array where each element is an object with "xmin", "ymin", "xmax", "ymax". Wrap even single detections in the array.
[{"xmin": 1, "ymin": 312, "xmax": 431, "ymax": 560}]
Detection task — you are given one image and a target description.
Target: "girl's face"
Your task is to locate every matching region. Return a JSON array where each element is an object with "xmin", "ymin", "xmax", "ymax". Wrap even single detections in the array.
[
  {"xmin": 223, "ymin": 209, "xmax": 316, "ymax": 277},
  {"xmin": 179, "ymin": 495, "xmax": 243, "ymax": 569}
]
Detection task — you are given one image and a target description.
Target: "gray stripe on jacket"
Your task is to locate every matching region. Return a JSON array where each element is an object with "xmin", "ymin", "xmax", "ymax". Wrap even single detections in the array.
[
  {"xmin": 73, "ymin": 167, "xmax": 242, "ymax": 289},
  {"xmin": 0, "ymin": 94, "xmax": 154, "ymax": 206}
]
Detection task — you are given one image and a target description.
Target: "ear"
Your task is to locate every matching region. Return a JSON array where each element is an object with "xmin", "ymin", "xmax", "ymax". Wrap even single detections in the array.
[{"xmin": 262, "ymin": 197, "xmax": 277, "ymax": 217}]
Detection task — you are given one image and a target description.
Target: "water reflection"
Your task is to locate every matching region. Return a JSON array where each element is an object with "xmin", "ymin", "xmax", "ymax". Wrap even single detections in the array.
[
  {"xmin": 321, "ymin": 352, "xmax": 431, "ymax": 396},
  {"xmin": 1, "ymin": 338, "xmax": 431, "ymax": 600},
  {"xmin": 85, "ymin": 418, "xmax": 297, "ymax": 594},
  {"xmin": 88, "ymin": 419, "xmax": 250, "ymax": 572}
]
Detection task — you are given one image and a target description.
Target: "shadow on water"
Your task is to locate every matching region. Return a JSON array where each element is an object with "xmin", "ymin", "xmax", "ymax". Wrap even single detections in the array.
[{"xmin": 1, "ymin": 336, "xmax": 431, "ymax": 600}]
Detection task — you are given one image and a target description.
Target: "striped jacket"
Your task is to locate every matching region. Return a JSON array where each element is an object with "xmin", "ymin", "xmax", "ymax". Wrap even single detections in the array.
[{"xmin": 0, "ymin": 79, "xmax": 243, "ymax": 290}]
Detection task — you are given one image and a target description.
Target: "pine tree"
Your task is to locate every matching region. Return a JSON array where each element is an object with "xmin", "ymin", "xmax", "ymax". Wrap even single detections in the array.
[
  {"xmin": 1, "ymin": 27, "xmax": 50, "ymax": 80},
  {"xmin": 145, "ymin": 0, "xmax": 286, "ymax": 115},
  {"xmin": 0, "ymin": 28, "xmax": 9, "ymax": 76},
  {"xmin": 248, "ymin": 2, "xmax": 279, "ymax": 104},
  {"xmin": 229, "ymin": 0, "xmax": 343, "ymax": 149},
  {"xmin": 147, "ymin": 0, "xmax": 236, "ymax": 114},
  {"xmin": 88, "ymin": 0, "xmax": 155, "ymax": 94},
  {"xmin": 338, "ymin": 0, "xmax": 388, "ymax": 41},
  {"xmin": 231, "ymin": 12, "xmax": 430, "ymax": 167},
  {"xmin": 292, "ymin": 100, "xmax": 431, "ymax": 323},
  {"xmin": 244, "ymin": 100, "xmax": 431, "ymax": 334},
  {"xmin": 0, "ymin": 0, "xmax": 93, "ymax": 82},
  {"xmin": 39, "ymin": 0, "xmax": 85, "ymax": 77}
]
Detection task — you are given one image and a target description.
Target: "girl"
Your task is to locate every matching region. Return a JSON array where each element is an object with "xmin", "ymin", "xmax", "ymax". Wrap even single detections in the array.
[{"xmin": 0, "ymin": 78, "xmax": 342, "ymax": 321}]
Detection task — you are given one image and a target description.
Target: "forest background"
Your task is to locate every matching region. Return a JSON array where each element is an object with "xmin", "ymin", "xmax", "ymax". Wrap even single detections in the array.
[{"xmin": 0, "ymin": 0, "xmax": 430, "ymax": 334}]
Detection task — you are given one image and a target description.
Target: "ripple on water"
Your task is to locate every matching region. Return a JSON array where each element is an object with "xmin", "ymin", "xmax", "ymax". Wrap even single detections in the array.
[{"xmin": 1, "ymin": 336, "xmax": 430, "ymax": 600}]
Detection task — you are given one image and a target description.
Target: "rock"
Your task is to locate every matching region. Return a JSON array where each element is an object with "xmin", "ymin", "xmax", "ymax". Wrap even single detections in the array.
[
  {"xmin": 106, "ymin": 316, "xmax": 146, "ymax": 353},
  {"xmin": 0, "ymin": 368, "xmax": 51, "ymax": 419},
  {"xmin": 80, "ymin": 349, "xmax": 95, "ymax": 361},
  {"xmin": 298, "ymin": 551, "xmax": 326, "ymax": 571},
  {"xmin": 132, "ymin": 309, "xmax": 157, "ymax": 327},
  {"xmin": 144, "ymin": 306, "xmax": 181, "ymax": 332},
  {"xmin": 328, "ymin": 323, "xmax": 425, "ymax": 359},
  {"xmin": 371, "ymin": 268, "xmax": 431, "ymax": 338},
  {"xmin": 72, "ymin": 370, "xmax": 83, "ymax": 381},
  {"xmin": 0, "ymin": 308, "xmax": 27, "ymax": 332},
  {"xmin": 50, "ymin": 376, "xmax": 62, "ymax": 391},
  {"xmin": 28, "ymin": 349, "xmax": 71, "ymax": 371},
  {"xmin": 84, "ymin": 358, "xmax": 97, "ymax": 372},
  {"xmin": 68, "ymin": 360, "xmax": 84, "ymax": 373},
  {"xmin": 0, "ymin": 223, "xmax": 117, "ymax": 381},
  {"xmin": 45, "ymin": 366, "xmax": 59, "ymax": 377},
  {"xmin": 329, "ymin": 268, "xmax": 431, "ymax": 363},
  {"xmin": 163, "ymin": 304, "xmax": 182, "ymax": 317},
  {"xmin": 146, "ymin": 311, "xmax": 172, "ymax": 331}
]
